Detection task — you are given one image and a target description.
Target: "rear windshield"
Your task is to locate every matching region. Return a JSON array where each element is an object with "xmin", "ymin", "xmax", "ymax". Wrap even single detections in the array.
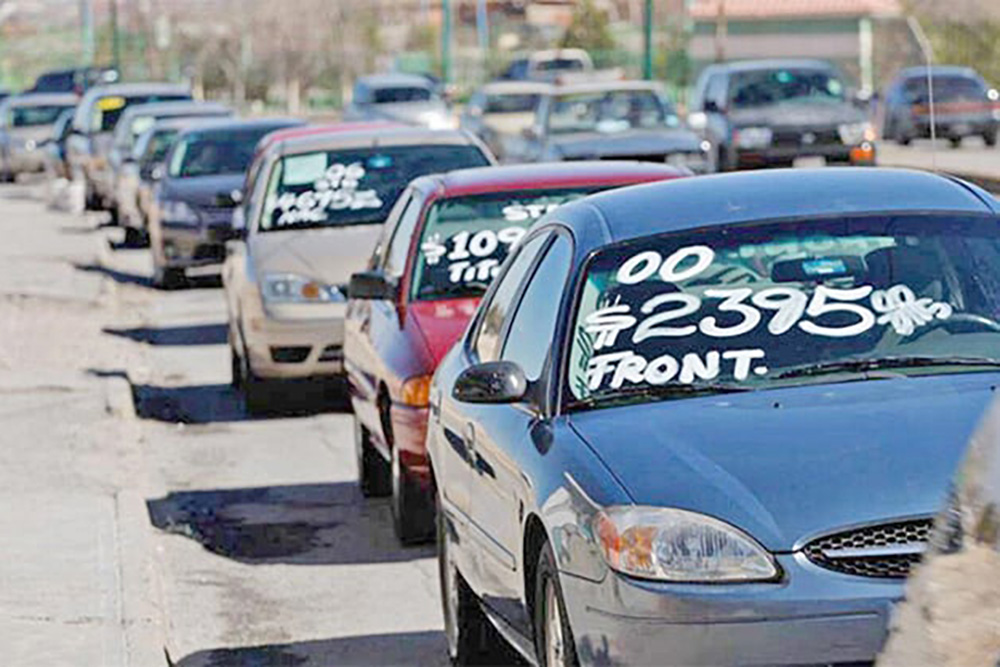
[
  {"xmin": 372, "ymin": 87, "xmax": 433, "ymax": 104},
  {"xmin": 485, "ymin": 94, "xmax": 540, "ymax": 114},
  {"xmin": 411, "ymin": 187, "xmax": 602, "ymax": 301},
  {"xmin": 259, "ymin": 144, "xmax": 490, "ymax": 231},
  {"xmin": 904, "ymin": 76, "xmax": 986, "ymax": 104},
  {"xmin": 11, "ymin": 104, "xmax": 75, "ymax": 127},
  {"xmin": 91, "ymin": 93, "xmax": 190, "ymax": 132},
  {"xmin": 168, "ymin": 127, "xmax": 278, "ymax": 178}
]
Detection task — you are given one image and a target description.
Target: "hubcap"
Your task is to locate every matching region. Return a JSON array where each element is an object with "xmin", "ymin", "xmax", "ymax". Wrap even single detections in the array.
[{"xmin": 545, "ymin": 579, "xmax": 566, "ymax": 667}]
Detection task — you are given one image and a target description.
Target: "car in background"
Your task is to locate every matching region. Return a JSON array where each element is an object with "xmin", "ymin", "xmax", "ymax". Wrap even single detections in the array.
[
  {"xmin": 510, "ymin": 80, "xmax": 711, "ymax": 172},
  {"xmin": 343, "ymin": 74, "xmax": 455, "ymax": 130},
  {"xmin": 43, "ymin": 107, "xmax": 76, "ymax": 180},
  {"xmin": 878, "ymin": 398, "xmax": 1000, "ymax": 666},
  {"xmin": 460, "ymin": 81, "xmax": 550, "ymax": 162},
  {"xmin": 499, "ymin": 48, "xmax": 594, "ymax": 82},
  {"xmin": 690, "ymin": 59, "xmax": 875, "ymax": 170},
  {"xmin": 345, "ymin": 161, "xmax": 687, "ymax": 544},
  {"xmin": 67, "ymin": 82, "xmax": 192, "ymax": 213},
  {"xmin": 222, "ymin": 127, "xmax": 493, "ymax": 414},
  {"xmin": 29, "ymin": 66, "xmax": 118, "ymax": 94},
  {"xmin": 147, "ymin": 117, "xmax": 302, "ymax": 288},
  {"xmin": 882, "ymin": 66, "xmax": 1000, "ymax": 147},
  {"xmin": 0, "ymin": 93, "xmax": 78, "ymax": 181},
  {"xmin": 109, "ymin": 101, "xmax": 232, "ymax": 235},
  {"xmin": 429, "ymin": 168, "xmax": 1000, "ymax": 666},
  {"xmin": 118, "ymin": 116, "xmax": 214, "ymax": 243}
]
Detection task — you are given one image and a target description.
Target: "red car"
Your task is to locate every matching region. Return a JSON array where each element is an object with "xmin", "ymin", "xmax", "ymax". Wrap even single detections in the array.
[{"xmin": 344, "ymin": 161, "xmax": 688, "ymax": 543}]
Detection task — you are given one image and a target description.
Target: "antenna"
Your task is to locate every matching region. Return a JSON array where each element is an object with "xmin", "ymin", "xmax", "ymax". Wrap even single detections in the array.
[{"xmin": 907, "ymin": 16, "xmax": 937, "ymax": 171}]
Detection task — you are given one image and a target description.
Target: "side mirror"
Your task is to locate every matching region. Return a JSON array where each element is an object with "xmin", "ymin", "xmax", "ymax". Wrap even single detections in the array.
[
  {"xmin": 453, "ymin": 361, "xmax": 528, "ymax": 404},
  {"xmin": 703, "ymin": 99, "xmax": 723, "ymax": 113},
  {"xmin": 150, "ymin": 164, "xmax": 165, "ymax": 182},
  {"xmin": 348, "ymin": 270, "xmax": 396, "ymax": 300}
]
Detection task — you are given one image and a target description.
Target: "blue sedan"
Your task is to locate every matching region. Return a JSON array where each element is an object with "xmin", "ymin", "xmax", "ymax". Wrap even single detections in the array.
[{"xmin": 426, "ymin": 168, "xmax": 1000, "ymax": 666}]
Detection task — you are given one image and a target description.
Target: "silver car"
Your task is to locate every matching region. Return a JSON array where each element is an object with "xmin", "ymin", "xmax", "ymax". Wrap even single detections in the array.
[
  {"xmin": 0, "ymin": 93, "xmax": 78, "ymax": 181},
  {"xmin": 343, "ymin": 73, "xmax": 456, "ymax": 130}
]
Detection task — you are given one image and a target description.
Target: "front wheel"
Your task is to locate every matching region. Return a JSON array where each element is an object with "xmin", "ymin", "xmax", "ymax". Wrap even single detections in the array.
[
  {"xmin": 391, "ymin": 444, "xmax": 435, "ymax": 544},
  {"xmin": 984, "ymin": 128, "xmax": 998, "ymax": 147},
  {"xmin": 534, "ymin": 542, "xmax": 579, "ymax": 667},
  {"xmin": 355, "ymin": 417, "xmax": 390, "ymax": 497}
]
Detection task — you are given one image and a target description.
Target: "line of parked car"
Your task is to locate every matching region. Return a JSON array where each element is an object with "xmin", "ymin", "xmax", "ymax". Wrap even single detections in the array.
[{"xmin": 3, "ymin": 57, "xmax": 999, "ymax": 665}]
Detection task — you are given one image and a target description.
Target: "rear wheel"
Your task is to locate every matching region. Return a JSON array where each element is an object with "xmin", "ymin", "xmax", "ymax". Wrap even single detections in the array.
[
  {"xmin": 438, "ymin": 496, "xmax": 508, "ymax": 665},
  {"xmin": 123, "ymin": 226, "xmax": 146, "ymax": 247},
  {"xmin": 949, "ymin": 136, "xmax": 962, "ymax": 149},
  {"xmin": 984, "ymin": 128, "xmax": 998, "ymax": 147},
  {"xmin": 355, "ymin": 417, "xmax": 390, "ymax": 497},
  {"xmin": 391, "ymin": 444, "xmax": 435, "ymax": 544},
  {"xmin": 242, "ymin": 368, "xmax": 272, "ymax": 416},
  {"xmin": 534, "ymin": 542, "xmax": 579, "ymax": 667}
]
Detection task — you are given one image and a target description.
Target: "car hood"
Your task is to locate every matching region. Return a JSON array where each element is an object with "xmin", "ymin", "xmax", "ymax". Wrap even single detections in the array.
[
  {"xmin": 730, "ymin": 101, "xmax": 866, "ymax": 128},
  {"xmin": 407, "ymin": 297, "xmax": 480, "ymax": 366},
  {"xmin": 249, "ymin": 224, "xmax": 383, "ymax": 287},
  {"xmin": 483, "ymin": 112, "xmax": 536, "ymax": 136},
  {"xmin": 568, "ymin": 374, "xmax": 997, "ymax": 552},
  {"xmin": 369, "ymin": 101, "xmax": 451, "ymax": 126},
  {"xmin": 6, "ymin": 126, "xmax": 53, "ymax": 144},
  {"xmin": 161, "ymin": 174, "xmax": 244, "ymax": 209},
  {"xmin": 547, "ymin": 128, "xmax": 701, "ymax": 158}
]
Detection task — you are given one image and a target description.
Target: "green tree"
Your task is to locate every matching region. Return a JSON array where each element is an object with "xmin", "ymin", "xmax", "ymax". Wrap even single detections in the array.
[{"xmin": 560, "ymin": 0, "xmax": 616, "ymax": 66}]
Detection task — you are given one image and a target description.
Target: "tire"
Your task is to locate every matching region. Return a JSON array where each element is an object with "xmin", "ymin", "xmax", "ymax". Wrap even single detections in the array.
[
  {"xmin": 949, "ymin": 136, "xmax": 962, "ymax": 149},
  {"xmin": 153, "ymin": 266, "xmax": 186, "ymax": 290},
  {"xmin": 438, "ymin": 496, "xmax": 508, "ymax": 665},
  {"xmin": 242, "ymin": 368, "xmax": 271, "ymax": 416},
  {"xmin": 391, "ymin": 444, "xmax": 435, "ymax": 545},
  {"xmin": 897, "ymin": 135, "xmax": 912, "ymax": 147},
  {"xmin": 985, "ymin": 129, "xmax": 998, "ymax": 147},
  {"xmin": 534, "ymin": 542, "xmax": 579, "ymax": 667},
  {"xmin": 355, "ymin": 417, "xmax": 390, "ymax": 497},
  {"xmin": 230, "ymin": 341, "xmax": 243, "ymax": 390},
  {"xmin": 123, "ymin": 226, "xmax": 147, "ymax": 247}
]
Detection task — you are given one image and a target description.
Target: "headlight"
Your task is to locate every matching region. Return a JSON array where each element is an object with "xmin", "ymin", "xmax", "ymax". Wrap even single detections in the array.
[
  {"xmin": 401, "ymin": 374, "xmax": 432, "ymax": 407},
  {"xmin": 838, "ymin": 122, "xmax": 876, "ymax": 145},
  {"xmin": 160, "ymin": 199, "xmax": 200, "ymax": 225},
  {"xmin": 734, "ymin": 126, "xmax": 772, "ymax": 149},
  {"xmin": 595, "ymin": 506, "xmax": 778, "ymax": 582},
  {"xmin": 261, "ymin": 273, "xmax": 346, "ymax": 304}
]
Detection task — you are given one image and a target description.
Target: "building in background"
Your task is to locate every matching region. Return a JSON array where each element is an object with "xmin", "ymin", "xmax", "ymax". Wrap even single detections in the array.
[{"xmin": 689, "ymin": 0, "xmax": 915, "ymax": 97}]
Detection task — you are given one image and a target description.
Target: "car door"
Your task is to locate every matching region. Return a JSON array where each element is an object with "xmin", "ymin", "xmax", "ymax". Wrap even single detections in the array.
[
  {"xmin": 436, "ymin": 233, "xmax": 550, "ymax": 572},
  {"xmin": 345, "ymin": 189, "xmax": 421, "ymax": 445},
  {"xmin": 702, "ymin": 71, "xmax": 732, "ymax": 164},
  {"xmin": 465, "ymin": 231, "xmax": 573, "ymax": 630}
]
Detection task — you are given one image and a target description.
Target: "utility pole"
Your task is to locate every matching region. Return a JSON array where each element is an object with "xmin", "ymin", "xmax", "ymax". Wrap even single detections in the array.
[
  {"xmin": 714, "ymin": 0, "xmax": 727, "ymax": 62},
  {"xmin": 442, "ymin": 0, "xmax": 452, "ymax": 84},
  {"xmin": 111, "ymin": 0, "xmax": 122, "ymax": 71},
  {"xmin": 80, "ymin": 0, "xmax": 95, "ymax": 65},
  {"xmin": 642, "ymin": 0, "xmax": 653, "ymax": 80}
]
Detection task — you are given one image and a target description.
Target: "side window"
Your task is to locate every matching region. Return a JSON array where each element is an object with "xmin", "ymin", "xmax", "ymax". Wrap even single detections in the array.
[
  {"xmin": 473, "ymin": 233, "xmax": 549, "ymax": 363},
  {"xmin": 706, "ymin": 73, "xmax": 728, "ymax": 111},
  {"xmin": 382, "ymin": 194, "xmax": 423, "ymax": 279},
  {"xmin": 500, "ymin": 234, "xmax": 572, "ymax": 382},
  {"xmin": 254, "ymin": 159, "xmax": 283, "ymax": 232}
]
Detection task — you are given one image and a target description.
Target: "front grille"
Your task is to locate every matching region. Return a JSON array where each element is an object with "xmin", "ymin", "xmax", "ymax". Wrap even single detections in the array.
[
  {"xmin": 802, "ymin": 518, "xmax": 932, "ymax": 579},
  {"xmin": 200, "ymin": 205, "xmax": 236, "ymax": 226},
  {"xmin": 317, "ymin": 345, "xmax": 343, "ymax": 362},
  {"xmin": 270, "ymin": 346, "xmax": 311, "ymax": 363},
  {"xmin": 596, "ymin": 153, "xmax": 665, "ymax": 163},
  {"xmin": 772, "ymin": 127, "xmax": 841, "ymax": 149}
]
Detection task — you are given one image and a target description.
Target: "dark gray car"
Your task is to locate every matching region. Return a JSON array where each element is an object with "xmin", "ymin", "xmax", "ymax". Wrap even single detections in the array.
[
  {"xmin": 511, "ymin": 80, "xmax": 712, "ymax": 172},
  {"xmin": 147, "ymin": 117, "xmax": 303, "ymax": 288},
  {"xmin": 690, "ymin": 59, "xmax": 875, "ymax": 170}
]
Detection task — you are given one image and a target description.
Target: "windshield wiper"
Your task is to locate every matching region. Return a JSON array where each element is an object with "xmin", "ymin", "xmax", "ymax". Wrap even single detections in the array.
[
  {"xmin": 777, "ymin": 356, "xmax": 1000, "ymax": 380},
  {"xmin": 571, "ymin": 381, "xmax": 752, "ymax": 409}
]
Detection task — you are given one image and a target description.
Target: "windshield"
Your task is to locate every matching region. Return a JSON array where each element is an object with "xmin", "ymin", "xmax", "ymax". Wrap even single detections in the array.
[
  {"xmin": 548, "ymin": 89, "xmax": 679, "ymax": 134},
  {"xmin": 730, "ymin": 68, "xmax": 845, "ymax": 109},
  {"xmin": 412, "ymin": 187, "xmax": 600, "ymax": 302},
  {"xmin": 904, "ymin": 76, "xmax": 986, "ymax": 104},
  {"xmin": 137, "ymin": 129, "xmax": 178, "ymax": 163},
  {"xmin": 373, "ymin": 87, "xmax": 433, "ymax": 104},
  {"xmin": 568, "ymin": 214, "xmax": 1000, "ymax": 407},
  {"xmin": 259, "ymin": 144, "xmax": 489, "ymax": 232},
  {"xmin": 486, "ymin": 94, "xmax": 540, "ymax": 114},
  {"xmin": 91, "ymin": 93, "xmax": 190, "ymax": 133},
  {"xmin": 168, "ymin": 127, "xmax": 274, "ymax": 178},
  {"xmin": 11, "ymin": 105, "xmax": 74, "ymax": 127}
]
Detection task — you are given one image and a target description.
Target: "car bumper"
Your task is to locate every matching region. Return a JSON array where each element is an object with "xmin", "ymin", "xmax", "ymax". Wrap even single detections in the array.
[
  {"xmin": 7, "ymin": 149, "xmax": 46, "ymax": 173},
  {"xmin": 562, "ymin": 553, "xmax": 900, "ymax": 666},
  {"xmin": 243, "ymin": 301, "xmax": 347, "ymax": 380},
  {"xmin": 391, "ymin": 402, "xmax": 431, "ymax": 483},
  {"xmin": 159, "ymin": 222, "xmax": 238, "ymax": 269},
  {"xmin": 909, "ymin": 117, "xmax": 997, "ymax": 138},
  {"xmin": 737, "ymin": 143, "xmax": 875, "ymax": 167}
]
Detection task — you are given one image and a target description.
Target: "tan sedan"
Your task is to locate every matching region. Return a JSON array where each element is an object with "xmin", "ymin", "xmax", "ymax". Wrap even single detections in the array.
[{"xmin": 222, "ymin": 125, "xmax": 493, "ymax": 413}]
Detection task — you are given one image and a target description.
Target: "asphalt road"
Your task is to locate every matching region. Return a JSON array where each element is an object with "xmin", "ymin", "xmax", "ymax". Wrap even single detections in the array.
[{"xmin": 0, "ymin": 180, "xmax": 449, "ymax": 667}]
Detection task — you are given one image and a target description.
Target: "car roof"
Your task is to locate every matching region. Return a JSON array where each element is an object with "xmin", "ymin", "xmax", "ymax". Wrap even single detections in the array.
[
  {"xmin": 553, "ymin": 168, "xmax": 998, "ymax": 245},
  {"xmin": 274, "ymin": 127, "xmax": 482, "ymax": 155},
  {"xmin": 174, "ymin": 117, "xmax": 302, "ymax": 139},
  {"xmin": 118, "ymin": 100, "xmax": 230, "ymax": 120},
  {"xmin": 355, "ymin": 73, "xmax": 432, "ymax": 89},
  {"xmin": 479, "ymin": 81, "xmax": 553, "ymax": 95},
  {"xmin": 412, "ymin": 161, "xmax": 687, "ymax": 198},
  {"xmin": 5, "ymin": 92, "xmax": 78, "ymax": 107},
  {"xmin": 257, "ymin": 121, "xmax": 405, "ymax": 150},
  {"xmin": 83, "ymin": 82, "xmax": 191, "ymax": 99},
  {"xmin": 549, "ymin": 79, "xmax": 661, "ymax": 95},
  {"xmin": 147, "ymin": 115, "xmax": 223, "ymax": 133},
  {"xmin": 706, "ymin": 59, "xmax": 837, "ymax": 74},
  {"xmin": 896, "ymin": 65, "xmax": 981, "ymax": 80}
]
